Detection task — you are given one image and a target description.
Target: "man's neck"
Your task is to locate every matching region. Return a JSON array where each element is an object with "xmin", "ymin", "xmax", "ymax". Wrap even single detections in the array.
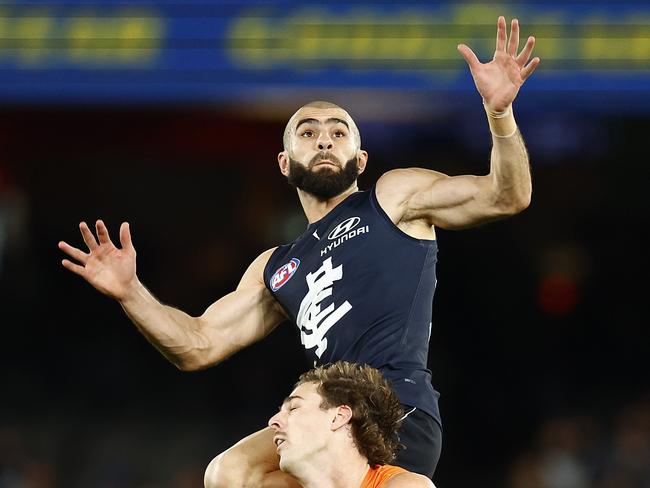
[
  {"xmin": 292, "ymin": 452, "xmax": 370, "ymax": 488},
  {"xmin": 298, "ymin": 185, "xmax": 359, "ymax": 224}
]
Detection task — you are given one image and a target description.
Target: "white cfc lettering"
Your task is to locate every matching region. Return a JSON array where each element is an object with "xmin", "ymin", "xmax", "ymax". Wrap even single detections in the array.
[{"xmin": 297, "ymin": 257, "xmax": 352, "ymax": 358}]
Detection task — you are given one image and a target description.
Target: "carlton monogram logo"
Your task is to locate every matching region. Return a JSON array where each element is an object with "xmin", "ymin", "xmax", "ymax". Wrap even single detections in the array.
[
  {"xmin": 328, "ymin": 217, "xmax": 361, "ymax": 240},
  {"xmin": 297, "ymin": 257, "xmax": 352, "ymax": 358}
]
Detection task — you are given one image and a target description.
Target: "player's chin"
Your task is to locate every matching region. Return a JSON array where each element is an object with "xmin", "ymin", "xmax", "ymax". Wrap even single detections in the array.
[{"xmin": 278, "ymin": 455, "xmax": 294, "ymax": 474}]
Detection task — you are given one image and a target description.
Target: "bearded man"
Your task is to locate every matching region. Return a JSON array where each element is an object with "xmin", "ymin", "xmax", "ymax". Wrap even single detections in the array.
[{"xmin": 58, "ymin": 16, "xmax": 539, "ymax": 486}]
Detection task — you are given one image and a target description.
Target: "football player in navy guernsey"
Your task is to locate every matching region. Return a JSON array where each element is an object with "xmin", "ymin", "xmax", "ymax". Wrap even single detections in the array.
[{"xmin": 59, "ymin": 16, "xmax": 539, "ymax": 487}]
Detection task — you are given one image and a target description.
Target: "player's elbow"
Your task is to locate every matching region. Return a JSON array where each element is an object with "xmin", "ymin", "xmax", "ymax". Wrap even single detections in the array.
[
  {"xmin": 172, "ymin": 340, "xmax": 220, "ymax": 372},
  {"xmin": 170, "ymin": 353, "xmax": 201, "ymax": 372},
  {"xmin": 174, "ymin": 358, "xmax": 202, "ymax": 372},
  {"xmin": 494, "ymin": 189, "xmax": 531, "ymax": 217},
  {"xmin": 174, "ymin": 350, "xmax": 221, "ymax": 372},
  {"xmin": 508, "ymin": 192, "xmax": 531, "ymax": 214},
  {"xmin": 172, "ymin": 319, "xmax": 227, "ymax": 372}
]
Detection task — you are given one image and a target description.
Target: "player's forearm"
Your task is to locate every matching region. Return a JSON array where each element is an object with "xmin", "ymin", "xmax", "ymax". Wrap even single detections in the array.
[
  {"xmin": 118, "ymin": 280, "xmax": 208, "ymax": 371},
  {"xmin": 486, "ymin": 105, "xmax": 532, "ymax": 213}
]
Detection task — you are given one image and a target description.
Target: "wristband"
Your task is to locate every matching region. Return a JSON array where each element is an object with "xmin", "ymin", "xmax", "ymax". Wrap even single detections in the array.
[{"xmin": 483, "ymin": 102, "xmax": 518, "ymax": 138}]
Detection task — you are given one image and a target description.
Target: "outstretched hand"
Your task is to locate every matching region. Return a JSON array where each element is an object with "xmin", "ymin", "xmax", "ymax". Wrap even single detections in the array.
[
  {"xmin": 58, "ymin": 220, "xmax": 137, "ymax": 301},
  {"xmin": 458, "ymin": 16, "xmax": 540, "ymax": 113}
]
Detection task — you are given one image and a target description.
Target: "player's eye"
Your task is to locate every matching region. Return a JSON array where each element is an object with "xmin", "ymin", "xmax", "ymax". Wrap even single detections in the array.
[
  {"xmin": 334, "ymin": 130, "xmax": 345, "ymax": 138},
  {"xmin": 301, "ymin": 130, "xmax": 314, "ymax": 137}
]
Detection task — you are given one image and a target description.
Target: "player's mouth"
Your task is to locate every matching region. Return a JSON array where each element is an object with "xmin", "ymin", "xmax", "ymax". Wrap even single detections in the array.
[
  {"xmin": 314, "ymin": 160, "xmax": 339, "ymax": 169},
  {"xmin": 274, "ymin": 436, "xmax": 286, "ymax": 450}
]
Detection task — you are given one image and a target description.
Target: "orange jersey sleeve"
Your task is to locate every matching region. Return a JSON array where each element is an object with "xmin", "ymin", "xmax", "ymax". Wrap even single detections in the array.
[{"xmin": 360, "ymin": 464, "xmax": 408, "ymax": 488}]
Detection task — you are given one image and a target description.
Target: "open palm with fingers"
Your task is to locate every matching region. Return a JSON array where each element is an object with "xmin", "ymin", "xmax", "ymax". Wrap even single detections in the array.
[
  {"xmin": 58, "ymin": 220, "xmax": 137, "ymax": 301},
  {"xmin": 458, "ymin": 16, "xmax": 540, "ymax": 113}
]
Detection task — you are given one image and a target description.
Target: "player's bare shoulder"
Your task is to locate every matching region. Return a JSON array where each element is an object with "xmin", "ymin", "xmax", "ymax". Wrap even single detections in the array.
[
  {"xmin": 375, "ymin": 168, "xmax": 446, "ymax": 224},
  {"xmin": 236, "ymin": 246, "xmax": 289, "ymax": 319},
  {"xmin": 384, "ymin": 471, "xmax": 436, "ymax": 488},
  {"xmin": 237, "ymin": 247, "xmax": 278, "ymax": 288}
]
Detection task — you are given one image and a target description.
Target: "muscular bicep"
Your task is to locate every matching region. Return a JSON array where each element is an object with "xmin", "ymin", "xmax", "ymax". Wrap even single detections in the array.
[
  {"xmin": 377, "ymin": 168, "xmax": 511, "ymax": 230},
  {"xmin": 409, "ymin": 172, "xmax": 510, "ymax": 229},
  {"xmin": 193, "ymin": 248, "xmax": 287, "ymax": 368}
]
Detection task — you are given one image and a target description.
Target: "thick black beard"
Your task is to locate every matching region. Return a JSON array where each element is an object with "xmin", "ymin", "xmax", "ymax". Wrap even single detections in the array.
[{"xmin": 287, "ymin": 155, "xmax": 360, "ymax": 201}]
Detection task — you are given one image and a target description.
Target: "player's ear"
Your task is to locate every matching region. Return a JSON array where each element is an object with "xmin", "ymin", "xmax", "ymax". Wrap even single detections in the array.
[
  {"xmin": 356, "ymin": 150, "xmax": 368, "ymax": 175},
  {"xmin": 278, "ymin": 151, "xmax": 290, "ymax": 176},
  {"xmin": 330, "ymin": 405, "xmax": 353, "ymax": 431}
]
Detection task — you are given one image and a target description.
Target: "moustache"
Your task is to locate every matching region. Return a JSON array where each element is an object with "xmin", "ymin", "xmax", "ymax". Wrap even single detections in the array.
[{"xmin": 309, "ymin": 153, "xmax": 342, "ymax": 169}]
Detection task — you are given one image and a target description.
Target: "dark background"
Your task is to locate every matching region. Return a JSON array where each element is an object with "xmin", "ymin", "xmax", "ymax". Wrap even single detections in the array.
[
  {"xmin": 0, "ymin": 1, "xmax": 649, "ymax": 486},
  {"xmin": 1, "ymin": 103, "xmax": 648, "ymax": 487}
]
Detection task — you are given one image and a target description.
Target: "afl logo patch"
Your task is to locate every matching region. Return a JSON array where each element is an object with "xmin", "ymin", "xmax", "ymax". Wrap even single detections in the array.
[
  {"xmin": 328, "ymin": 217, "xmax": 361, "ymax": 240},
  {"xmin": 270, "ymin": 258, "xmax": 300, "ymax": 291}
]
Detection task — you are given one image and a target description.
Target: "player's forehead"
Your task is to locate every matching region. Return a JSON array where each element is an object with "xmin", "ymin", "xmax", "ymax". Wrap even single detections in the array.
[
  {"xmin": 288, "ymin": 382, "xmax": 321, "ymax": 402},
  {"xmin": 290, "ymin": 106, "xmax": 354, "ymax": 131}
]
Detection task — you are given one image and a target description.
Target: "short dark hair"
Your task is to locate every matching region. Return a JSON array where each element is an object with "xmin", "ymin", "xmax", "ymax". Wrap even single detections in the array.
[{"xmin": 296, "ymin": 361, "xmax": 404, "ymax": 466}]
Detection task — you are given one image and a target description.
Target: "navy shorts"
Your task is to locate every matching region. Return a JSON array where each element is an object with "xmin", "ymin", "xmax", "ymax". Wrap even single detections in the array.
[{"xmin": 393, "ymin": 406, "xmax": 442, "ymax": 478}]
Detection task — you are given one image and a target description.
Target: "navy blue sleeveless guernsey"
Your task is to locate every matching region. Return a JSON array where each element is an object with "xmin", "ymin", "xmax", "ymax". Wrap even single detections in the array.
[{"xmin": 263, "ymin": 187, "xmax": 441, "ymax": 425}]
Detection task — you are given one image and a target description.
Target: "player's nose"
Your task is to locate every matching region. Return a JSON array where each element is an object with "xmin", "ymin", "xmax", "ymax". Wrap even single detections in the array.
[
  {"xmin": 317, "ymin": 133, "xmax": 333, "ymax": 150},
  {"xmin": 268, "ymin": 411, "xmax": 284, "ymax": 430}
]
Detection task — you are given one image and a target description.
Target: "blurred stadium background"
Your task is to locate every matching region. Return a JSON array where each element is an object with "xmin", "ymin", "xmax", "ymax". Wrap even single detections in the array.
[{"xmin": 0, "ymin": 1, "xmax": 648, "ymax": 487}]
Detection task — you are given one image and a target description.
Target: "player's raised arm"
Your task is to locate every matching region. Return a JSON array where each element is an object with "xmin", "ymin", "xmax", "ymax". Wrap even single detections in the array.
[
  {"xmin": 58, "ymin": 220, "xmax": 286, "ymax": 371},
  {"xmin": 376, "ymin": 16, "xmax": 539, "ymax": 230}
]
